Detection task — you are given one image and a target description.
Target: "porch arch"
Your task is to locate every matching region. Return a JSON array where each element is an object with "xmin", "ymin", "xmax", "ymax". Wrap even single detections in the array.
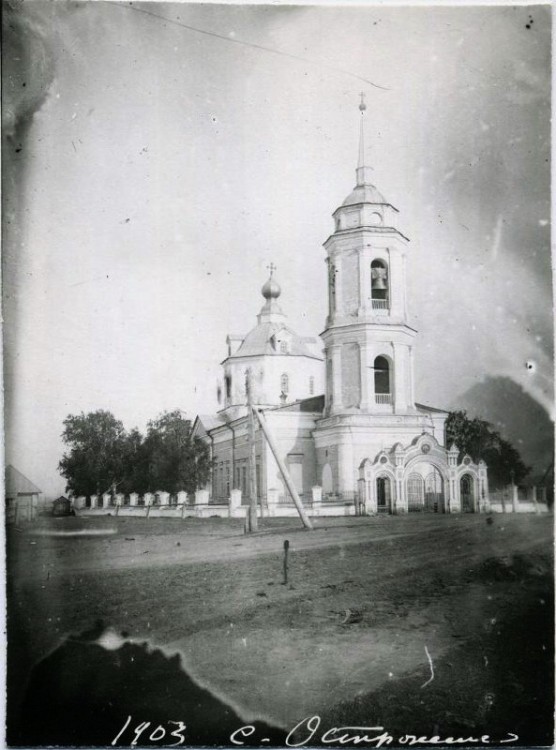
[
  {"xmin": 404, "ymin": 458, "xmax": 449, "ymax": 513},
  {"xmin": 376, "ymin": 473, "xmax": 393, "ymax": 513},
  {"xmin": 460, "ymin": 472, "xmax": 476, "ymax": 513}
]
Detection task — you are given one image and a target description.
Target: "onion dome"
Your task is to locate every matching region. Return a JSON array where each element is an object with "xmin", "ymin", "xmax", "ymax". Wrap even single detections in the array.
[{"xmin": 261, "ymin": 266, "xmax": 281, "ymax": 300}]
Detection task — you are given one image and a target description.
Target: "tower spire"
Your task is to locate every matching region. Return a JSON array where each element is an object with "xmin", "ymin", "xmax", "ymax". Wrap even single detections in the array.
[{"xmin": 356, "ymin": 92, "xmax": 373, "ymax": 186}]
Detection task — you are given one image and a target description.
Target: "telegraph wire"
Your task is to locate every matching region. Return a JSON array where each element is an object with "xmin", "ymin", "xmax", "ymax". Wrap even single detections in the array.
[{"xmin": 119, "ymin": 3, "xmax": 390, "ymax": 91}]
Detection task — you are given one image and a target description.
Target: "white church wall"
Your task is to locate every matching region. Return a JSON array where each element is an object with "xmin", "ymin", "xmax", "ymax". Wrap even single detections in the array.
[
  {"xmin": 222, "ymin": 354, "xmax": 323, "ymax": 409},
  {"xmin": 263, "ymin": 412, "xmax": 319, "ymax": 502},
  {"xmin": 263, "ymin": 356, "xmax": 323, "ymax": 405}
]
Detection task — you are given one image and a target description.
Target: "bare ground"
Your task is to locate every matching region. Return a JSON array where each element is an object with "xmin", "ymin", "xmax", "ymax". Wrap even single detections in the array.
[{"xmin": 6, "ymin": 513, "xmax": 554, "ymax": 747}]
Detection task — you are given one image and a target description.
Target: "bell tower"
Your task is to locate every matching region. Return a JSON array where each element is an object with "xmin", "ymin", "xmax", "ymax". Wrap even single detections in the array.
[{"xmin": 322, "ymin": 94, "xmax": 417, "ymax": 416}]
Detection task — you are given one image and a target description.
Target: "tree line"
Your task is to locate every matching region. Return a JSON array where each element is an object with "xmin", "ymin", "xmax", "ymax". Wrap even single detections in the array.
[
  {"xmin": 58, "ymin": 409, "xmax": 212, "ymax": 498},
  {"xmin": 445, "ymin": 410, "xmax": 530, "ymax": 488}
]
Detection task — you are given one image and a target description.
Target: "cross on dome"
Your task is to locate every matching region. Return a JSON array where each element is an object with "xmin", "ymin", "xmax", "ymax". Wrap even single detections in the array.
[{"xmin": 261, "ymin": 264, "xmax": 281, "ymax": 301}]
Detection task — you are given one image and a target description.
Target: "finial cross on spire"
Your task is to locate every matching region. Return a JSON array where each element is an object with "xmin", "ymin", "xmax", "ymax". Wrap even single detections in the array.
[
  {"xmin": 357, "ymin": 91, "xmax": 373, "ymax": 182},
  {"xmin": 267, "ymin": 262, "xmax": 277, "ymax": 276}
]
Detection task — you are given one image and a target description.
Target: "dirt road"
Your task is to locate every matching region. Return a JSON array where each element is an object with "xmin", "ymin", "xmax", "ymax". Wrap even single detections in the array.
[{"xmin": 7, "ymin": 514, "xmax": 554, "ymax": 747}]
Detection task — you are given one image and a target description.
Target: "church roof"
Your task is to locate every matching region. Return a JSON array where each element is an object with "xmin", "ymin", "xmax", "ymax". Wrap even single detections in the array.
[
  {"xmin": 195, "ymin": 414, "xmax": 228, "ymax": 432},
  {"xmin": 341, "ymin": 183, "xmax": 388, "ymax": 207},
  {"xmin": 228, "ymin": 322, "xmax": 320, "ymax": 361},
  {"xmin": 415, "ymin": 402, "xmax": 449, "ymax": 415},
  {"xmin": 265, "ymin": 395, "xmax": 325, "ymax": 413},
  {"xmin": 5, "ymin": 465, "xmax": 42, "ymax": 497}
]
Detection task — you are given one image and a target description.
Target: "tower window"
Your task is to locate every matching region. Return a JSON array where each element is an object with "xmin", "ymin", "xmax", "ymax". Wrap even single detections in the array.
[
  {"xmin": 309, "ymin": 376, "xmax": 315, "ymax": 395},
  {"xmin": 280, "ymin": 340, "xmax": 288, "ymax": 354},
  {"xmin": 374, "ymin": 356, "xmax": 391, "ymax": 398},
  {"xmin": 371, "ymin": 259, "xmax": 389, "ymax": 310},
  {"xmin": 225, "ymin": 374, "xmax": 232, "ymax": 400},
  {"xmin": 281, "ymin": 373, "xmax": 289, "ymax": 394}
]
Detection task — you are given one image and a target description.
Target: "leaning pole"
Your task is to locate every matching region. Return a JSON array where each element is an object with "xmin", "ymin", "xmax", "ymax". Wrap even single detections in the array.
[{"xmin": 253, "ymin": 407, "xmax": 314, "ymax": 531}]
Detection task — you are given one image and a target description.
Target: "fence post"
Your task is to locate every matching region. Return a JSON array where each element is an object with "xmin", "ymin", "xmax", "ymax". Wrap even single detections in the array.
[
  {"xmin": 312, "ymin": 486, "xmax": 322, "ymax": 517},
  {"xmin": 512, "ymin": 484, "xmax": 519, "ymax": 513},
  {"xmin": 266, "ymin": 488, "xmax": 279, "ymax": 517},
  {"xmin": 177, "ymin": 491, "xmax": 188, "ymax": 517},
  {"xmin": 229, "ymin": 489, "xmax": 242, "ymax": 518}
]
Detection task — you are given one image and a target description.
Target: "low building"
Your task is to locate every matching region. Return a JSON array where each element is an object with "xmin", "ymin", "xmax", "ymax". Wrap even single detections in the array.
[
  {"xmin": 52, "ymin": 496, "xmax": 74, "ymax": 516},
  {"xmin": 5, "ymin": 465, "xmax": 43, "ymax": 523}
]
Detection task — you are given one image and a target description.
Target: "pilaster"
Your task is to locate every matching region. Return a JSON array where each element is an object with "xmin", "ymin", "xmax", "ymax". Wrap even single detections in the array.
[
  {"xmin": 331, "ymin": 344, "xmax": 342, "ymax": 413},
  {"xmin": 337, "ymin": 440, "xmax": 355, "ymax": 496},
  {"xmin": 359, "ymin": 343, "xmax": 370, "ymax": 409}
]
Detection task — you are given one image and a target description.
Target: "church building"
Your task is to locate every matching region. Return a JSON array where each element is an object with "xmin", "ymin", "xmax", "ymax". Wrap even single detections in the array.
[{"xmin": 193, "ymin": 98, "xmax": 488, "ymax": 516}]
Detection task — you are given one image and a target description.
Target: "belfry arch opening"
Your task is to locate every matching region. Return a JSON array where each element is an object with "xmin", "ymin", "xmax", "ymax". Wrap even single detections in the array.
[
  {"xmin": 371, "ymin": 259, "xmax": 389, "ymax": 310},
  {"xmin": 374, "ymin": 356, "xmax": 391, "ymax": 404}
]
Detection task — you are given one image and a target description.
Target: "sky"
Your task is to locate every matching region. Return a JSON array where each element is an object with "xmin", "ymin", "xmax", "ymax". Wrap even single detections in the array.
[{"xmin": 3, "ymin": 1, "xmax": 553, "ymax": 497}]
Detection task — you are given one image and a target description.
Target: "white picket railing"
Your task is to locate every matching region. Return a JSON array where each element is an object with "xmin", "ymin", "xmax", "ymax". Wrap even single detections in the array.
[{"xmin": 375, "ymin": 393, "xmax": 392, "ymax": 404}]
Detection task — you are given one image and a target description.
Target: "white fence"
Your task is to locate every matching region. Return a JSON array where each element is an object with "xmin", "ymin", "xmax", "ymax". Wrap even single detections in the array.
[
  {"xmin": 74, "ymin": 486, "xmax": 356, "ymax": 519},
  {"xmin": 72, "ymin": 483, "xmax": 550, "ymax": 519},
  {"xmin": 486, "ymin": 484, "xmax": 549, "ymax": 514}
]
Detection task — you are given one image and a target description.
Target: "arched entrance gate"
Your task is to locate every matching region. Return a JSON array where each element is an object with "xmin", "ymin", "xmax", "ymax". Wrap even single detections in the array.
[
  {"xmin": 357, "ymin": 435, "xmax": 486, "ymax": 515},
  {"xmin": 406, "ymin": 465, "xmax": 445, "ymax": 513}
]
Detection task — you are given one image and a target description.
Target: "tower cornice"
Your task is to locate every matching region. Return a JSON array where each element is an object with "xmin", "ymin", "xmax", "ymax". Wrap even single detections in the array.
[{"xmin": 324, "ymin": 225, "xmax": 410, "ymax": 248}]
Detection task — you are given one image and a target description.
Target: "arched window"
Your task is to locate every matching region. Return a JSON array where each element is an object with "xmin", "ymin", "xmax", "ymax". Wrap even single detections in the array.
[
  {"xmin": 371, "ymin": 259, "xmax": 389, "ymax": 310},
  {"xmin": 374, "ymin": 356, "xmax": 391, "ymax": 402},
  {"xmin": 280, "ymin": 341, "xmax": 288, "ymax": 354},
  {"xmin": 309, "ymin": 376, "xmax": 315, "ymax": 395},
  {"xmin": 281, "ymin": 373, "xmax": 289, "ymax": 394}
]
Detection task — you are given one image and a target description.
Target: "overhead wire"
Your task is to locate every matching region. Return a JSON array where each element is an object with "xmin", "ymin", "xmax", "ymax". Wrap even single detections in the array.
[{"xmin": 118, "ymin": 3, "xmax": 390, "ymax": 91}]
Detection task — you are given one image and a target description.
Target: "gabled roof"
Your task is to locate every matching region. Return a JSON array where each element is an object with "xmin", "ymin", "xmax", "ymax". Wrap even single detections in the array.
[{"xmin": 5, "ymin": 465, "xmax": 42, "ymax": 496}]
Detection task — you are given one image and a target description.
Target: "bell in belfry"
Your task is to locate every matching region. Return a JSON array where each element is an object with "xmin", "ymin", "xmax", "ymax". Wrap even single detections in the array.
[{"xmin": 372, "ymin": 266, "xmax": 388, "ymax": 289}]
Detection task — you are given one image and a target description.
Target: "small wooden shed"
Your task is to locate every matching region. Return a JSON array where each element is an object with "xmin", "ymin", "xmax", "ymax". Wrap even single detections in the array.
[
  {"xmin": 5, "ymin": 465, "xmax": 42, "ymax": 523},
  {"xmin": 52, "ymin": 496, "xmax": 73, "ymax": 516}
]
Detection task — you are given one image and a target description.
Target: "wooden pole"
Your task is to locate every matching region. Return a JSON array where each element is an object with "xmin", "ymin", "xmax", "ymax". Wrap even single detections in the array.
[
  {"xmin": 246, "ymin": 370, "xmax": 258, "ymax": 533},
  {"xmin": 283, "ymin": 539, "xmax": 289, "ymax": 584},
  {"xmin": 253, "ymin": 407, "xmax": 313, "ymax": 530}
]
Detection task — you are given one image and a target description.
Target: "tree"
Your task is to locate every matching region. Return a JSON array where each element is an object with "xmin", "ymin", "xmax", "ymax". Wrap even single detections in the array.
[
  {"xmin": 445, "ymin": 410, "xmax": 530, "ymax": 489},
  {"xmin": 58, "ymin": 411, "xmax": 128, "ymax": 497},
  {"xmin": 143, "ymin": 410, "xmax": 212, "ymax": 495},
  {"xmin": 119, "ymin": 428, "xmax": 150, "ymax": 495},
  {"xmin": 58, "ymin": 408, "xmax": 212, "ymax": 498}
]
